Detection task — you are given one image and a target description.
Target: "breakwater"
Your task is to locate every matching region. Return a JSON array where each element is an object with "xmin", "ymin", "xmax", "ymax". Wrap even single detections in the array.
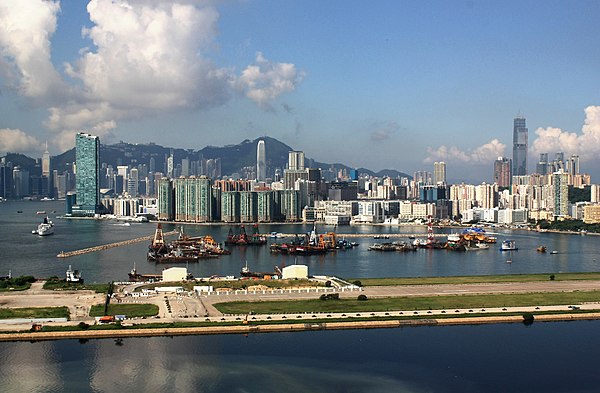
[{"xmin": 56, "ymin": 230, "xmax": 178, "ymax": 258}]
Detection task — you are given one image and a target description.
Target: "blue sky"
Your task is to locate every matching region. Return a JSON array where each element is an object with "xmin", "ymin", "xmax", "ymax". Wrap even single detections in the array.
[{"xmin": 1, "ymin": 0, "xmax": 600, "ymax": 182}]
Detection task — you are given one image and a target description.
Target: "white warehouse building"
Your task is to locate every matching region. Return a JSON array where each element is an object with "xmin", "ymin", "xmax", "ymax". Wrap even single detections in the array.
[{"xmin": 282, "ymin": 265, "xmax": 309, "ymax": 280}]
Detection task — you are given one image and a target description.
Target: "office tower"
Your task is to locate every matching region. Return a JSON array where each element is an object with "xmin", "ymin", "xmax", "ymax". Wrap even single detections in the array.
[
  {"xmin": 494, "ymin": 157, "xmax": 512, "ymax": 187},
  {"xmin": 434, "ymin": 161, "xmax": 446, "ymax": 185},
  {"xmin": 512, "ymin": 115, "xmax": 528, "ymax": 176},
  {"xmin": 127, "ymin": 168, "xmax": 139, "ymax": 196},
  {"xmin": 256, "ymin": 140, "xmax": 266, "ymax": 181},
  {"xmin": 167, "ymin": 151, "xmax": 174, "ymax": 178},
  {"xmin": 181, "ymin": 158, "xmax": 190, "ymax": 177},
  {"xmin": 0, "ymin": 158, "xmax": 13, "ymax": 199},
  {"xmin": 74, "ymin": 132, "xmax": 102, "ymax": 215},
  {"xmin": 553, "ymin": 171, "xmax": 569, "ymax": 218},
  {"xmin": 288, "ymin": 151, "xmax": 305, "ymax": 170},
  {"xmin": 42, "ymin": 141, "xmax": 50, "ymax": 177},
  {"xmin": 536, "ymin": 153, "xmax": 549, "ymax": 175}
]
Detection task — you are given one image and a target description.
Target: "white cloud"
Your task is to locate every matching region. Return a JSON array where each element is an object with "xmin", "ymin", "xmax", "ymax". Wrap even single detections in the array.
[
  {"xmin": 235, "ymin": 52, "xmax": 304, "ymax": 109},
  {"xmin": 531, "ymin": 106, "xmax": 600, "ymax": 160},
  {"xmin": 425, "ymin": 139, "xmax": 506, "ymax": 164},
  {"xmin": 0, "ymin": 128, "xmax": 42, "ymax": 155},
  {"xmin": 0, "ymin": 0, "xmax": 65, "ymax": 100},
  {"xmin": 0, "ymin": 0, "xmax": 304, "ymax": 152}
]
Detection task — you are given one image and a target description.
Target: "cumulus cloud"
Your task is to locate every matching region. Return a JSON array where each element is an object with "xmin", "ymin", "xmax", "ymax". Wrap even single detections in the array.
[
  {"xmin": 425, "ymin": 139, "xmax": 506, "ymax": 164},
  {"xmin": 530, "ymin": 106, "xmax": 600, "ymax": 160},
  {"xmin": 0, "ymin": 128, "xmax": 42, "ymax": 155},
  {"xmin": 0, "ymin": 0, "xmax": 304, "ymax": 152},
  {"xmin": 235, "ymin": 52, "xmax": 304, "ymax": 110},
  {"xmin": 0, "ymin": 0, "xmax": 65, "ymax": 101}
]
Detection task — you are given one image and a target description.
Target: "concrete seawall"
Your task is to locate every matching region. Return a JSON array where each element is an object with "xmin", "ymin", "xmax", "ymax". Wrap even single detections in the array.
[{"xmin": 2, "ymin": 312, "xmax": 599, "ymax": 343}]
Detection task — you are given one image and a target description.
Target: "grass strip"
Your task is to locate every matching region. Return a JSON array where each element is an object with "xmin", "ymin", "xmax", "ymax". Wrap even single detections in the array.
[
  {"xmin": 43, "ymin": 279, "xmax": 109, "ymax": 293},
  {"xmin": 0, "ymin": 307, "xmax": 69, "ymax": 319},
  {"xmin": 214, "ymin": 290, "xmax": 600, "ymax": 315},
  {"xmin": 89, "ymin": 304, "xmax": 159, "ymax": 318},
  {"xmin": 352, "ymin": 272, "xmax": 600, "ymax": 286}
]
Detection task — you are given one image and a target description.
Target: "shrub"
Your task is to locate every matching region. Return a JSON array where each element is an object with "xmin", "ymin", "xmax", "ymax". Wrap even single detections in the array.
[
  {"xmin": 522, "ymin": 313, "xmax": 535, "ymax": 325},
  {"xmin": 357, "ymin": 294, "xmax": 368, "ymax": 301},
  {"xmin": 549, "ymin": 274, "xmax": 555, "ymax": 281},
  {"xmin": 78, "ymin": 322, "xmax": 90, "ymax": 330},
  {"xmin": 325, "ymin": 280, "xmax": 332, "ymax": 287},
  {"xmin": 352, "ymin": 280, "xmax": 363, "ymax": 287},
  {"xmin": 319, "ymin": 293, "xmax": 339, "ymax": 301}
]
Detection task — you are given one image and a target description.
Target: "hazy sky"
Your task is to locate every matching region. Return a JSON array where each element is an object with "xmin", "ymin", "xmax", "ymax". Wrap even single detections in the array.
[{"xmin": 1, "ymin": 0, "xmax": 600, "ymax": 182}]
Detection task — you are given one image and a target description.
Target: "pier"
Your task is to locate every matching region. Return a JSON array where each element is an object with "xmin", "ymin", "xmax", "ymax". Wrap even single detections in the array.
[
  {"xmin": 56, "ymin": 231, "xmax": 178, "ymax": 258},
  {"xmin": 268, "ymin": 233, "xmax": 448, "ymax": 238}
]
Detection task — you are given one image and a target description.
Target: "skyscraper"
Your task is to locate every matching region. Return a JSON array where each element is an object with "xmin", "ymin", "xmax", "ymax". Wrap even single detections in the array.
[
  {"xmin": 433, "ymin": 161, "xmax": 446, "ymax": 185},
  {"xmin": 512, "ymin": 115, "xmax": 528, "ymax": 176},
  {"xmin": 256, "ymin": 140, "xmax": 266, "ymax": 181},
  {"xmin": 73, "ymin": 132, "xmax": 102, "ymax": 216},
  {"xmin": 42, "ymin": 141, "xmax": 50, "ymax": 177},
  {"xmin": 288, "ymin": 151, "xmax": 305, "ymax": 170},
  {"xmin": 494, "ymin": 157, "xmax": 512, "ymax": 187},
  {"xmin": 536, "ymin": 153, "xmax": 549, "ymax": 175}
]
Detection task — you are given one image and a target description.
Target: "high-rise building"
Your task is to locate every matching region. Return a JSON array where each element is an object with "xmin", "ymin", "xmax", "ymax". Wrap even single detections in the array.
[
  {"xmin": 157, "ymin": 177, "xmax": 174, "ymax": 220},
  {"xmin": 127, "ymin": 168, "xmax": 139, "ymax": 196},
  {"xmin": 288, "ymin": 151, "xmax": 305, "ymax": 170},
  {"xmin": 567, "ymin": 154, "xmax": 580, "ymax": 176},
  {"xmin": 512, "ymin": 115, "xmax": 528, "ymax": 176},
  {"xmin": 536, "ymin": 153, "xmax": 549, "ymax": 175},
  {"xmin": 42, "ymin": 141, "xmax": 50, "ymax": 177},
  {"xmin": 434, "ymin": 161, "xmax": 446, "ymax": 185},
  {"xmin": 494, "ymin": 157, "xmax": 512, "ymax": 187},
  {"xmin": 553, "ymin": 171, "xmax": 569, "ymax": 218},
  {"xmin": 256, "ymin": 140, "xmax": 266, "ymax": 182},
  {"xmin": 73, "ymin": 132, "xmax": 102, "ymax": 216}
]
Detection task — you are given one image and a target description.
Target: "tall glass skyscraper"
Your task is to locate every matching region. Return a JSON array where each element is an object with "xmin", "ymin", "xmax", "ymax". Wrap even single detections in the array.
[
  {"xmin": 256, "ymin": 140, "xmax": 266, "ymax": 181},
  {"xmin": 73, "ymin": 132, "xmax": 101, "ymax": 216},
  {"xmin": 512, "ymin": 116, "xmax": 528, "ymax": 176}
]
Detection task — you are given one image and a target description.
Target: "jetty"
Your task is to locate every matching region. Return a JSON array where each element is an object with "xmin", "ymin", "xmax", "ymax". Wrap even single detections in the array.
[{"xmin": 56, "ymin": 231, "xmax": 178, "ymax": 258}]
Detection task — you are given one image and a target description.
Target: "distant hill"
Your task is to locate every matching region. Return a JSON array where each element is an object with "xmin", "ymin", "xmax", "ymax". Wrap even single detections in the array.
[{"xmin": 38, "ymin": 136, "xmax": 410, "ymax": 179}]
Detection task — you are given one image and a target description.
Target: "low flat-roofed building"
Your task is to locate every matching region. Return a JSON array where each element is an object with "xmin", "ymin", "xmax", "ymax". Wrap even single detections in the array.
[
  {"xmin": 282, "ymin": 265, "xmax": 308, "ymax": 280},
  {"xmin": 162, "ymin": 267, "xmax": 188, "ymax": 282}
]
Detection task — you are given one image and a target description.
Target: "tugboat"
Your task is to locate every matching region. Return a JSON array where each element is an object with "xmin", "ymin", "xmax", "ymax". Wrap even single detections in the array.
[{"xmin": 32, "ymin": 216, "xmax": 54, "ymax": 236}]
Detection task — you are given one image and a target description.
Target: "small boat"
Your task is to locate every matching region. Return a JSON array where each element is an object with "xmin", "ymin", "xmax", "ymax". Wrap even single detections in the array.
[
  {"xmin": 36, "ymin": 211, "xmax": 46, "ymax": 214},
  {"xmin": 17, "ymin": 210, "xmax": 23, "ymax": 213},
  {"xmin": 500, "ymin": 240, "xmax": 517, "ymax": 251},
  {"xmin": 32, "ymin": 216, "xmax": 54, "ymax": 236},
  {"xmin": 66, "ymin": 265, "xmax": 83, "ymax": 283},
  {"xmin": 550, "ymin": 250, "xmax": 558, "ymax": 255},
  {"xmin": 506, "ymin": 259, "xmax": 512, "ymax": 264},
  {"xmin": 537, "ymin": 246, "xmax": 546, "ymax": 253}
]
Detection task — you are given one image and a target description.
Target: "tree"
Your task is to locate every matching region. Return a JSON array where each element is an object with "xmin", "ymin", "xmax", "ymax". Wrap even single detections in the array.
[{"xmin": 357, "ymin": 294, "xmax": 368, "ymax": 301}]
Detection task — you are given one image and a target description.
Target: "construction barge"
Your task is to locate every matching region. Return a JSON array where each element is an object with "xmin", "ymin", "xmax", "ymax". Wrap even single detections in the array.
[
  {"xmin": 147, "ymin": 224, "xmax": 230, "ymax": 263},
  {"xmin": 225, "ymin": 224, "xmax": 267, "ymax": 246}
]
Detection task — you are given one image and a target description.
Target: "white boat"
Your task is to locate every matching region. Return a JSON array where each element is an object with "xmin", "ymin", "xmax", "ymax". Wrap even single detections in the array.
[
  {"xmin": 66, "ymin": 265, "xmax": 83, "ymax": 283},
  {"xmin": 32, "ymin": 217, "xmax": 54, "ymax": 236},
  {"xmin": 500, "ymin": 240, "xmax": 517, "ymax": 251}
]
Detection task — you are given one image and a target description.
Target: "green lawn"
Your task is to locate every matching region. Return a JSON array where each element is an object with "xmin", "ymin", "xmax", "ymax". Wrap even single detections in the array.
[
  {"xmin": 89, "ymin": 303, "xmax": 159, "ymax": 317},
  {"xmin": 214, "ymin": 291, "xmax": 600, "ymax": 315},
  {"xmin": 0, "ymin": 307, "xmax": 69, "ymax": 319},
  {"xmin": 352, "ymin": 272, "xmax": 600, "ymax": 286}
]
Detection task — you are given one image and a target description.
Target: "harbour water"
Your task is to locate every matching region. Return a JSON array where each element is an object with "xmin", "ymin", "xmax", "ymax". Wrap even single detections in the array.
[{"xmin": 1, "ymin": 200, "xmax": 600, "ymax": 392}]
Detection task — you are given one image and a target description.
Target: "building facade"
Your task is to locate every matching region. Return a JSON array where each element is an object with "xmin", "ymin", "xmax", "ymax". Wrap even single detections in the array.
[
  {"xmin": 512, "ymin": 116, "xmax": 528, "ymax": 176},
  {"xmin": 73, "ymin": 132, "xmax": 102, "ymax": 216}
]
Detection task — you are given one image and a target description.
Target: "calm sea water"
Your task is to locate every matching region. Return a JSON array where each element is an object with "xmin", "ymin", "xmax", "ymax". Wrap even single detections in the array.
[
  {"xmin": 2, "ymin": 200, "xmax": 600, "ymax": 392},
  {"xmin": 1, "ymin": 200, "xmax": 598, "ymax": 282},
  {"xmin": 1, "ymin": 321, "xmax": 600, "ymax": 393}
]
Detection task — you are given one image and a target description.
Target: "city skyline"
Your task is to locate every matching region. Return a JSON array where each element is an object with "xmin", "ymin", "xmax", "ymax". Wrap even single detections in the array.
[{"xmin": 1, "ymin": 1, "xmax": 600, "ymax": 182}]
